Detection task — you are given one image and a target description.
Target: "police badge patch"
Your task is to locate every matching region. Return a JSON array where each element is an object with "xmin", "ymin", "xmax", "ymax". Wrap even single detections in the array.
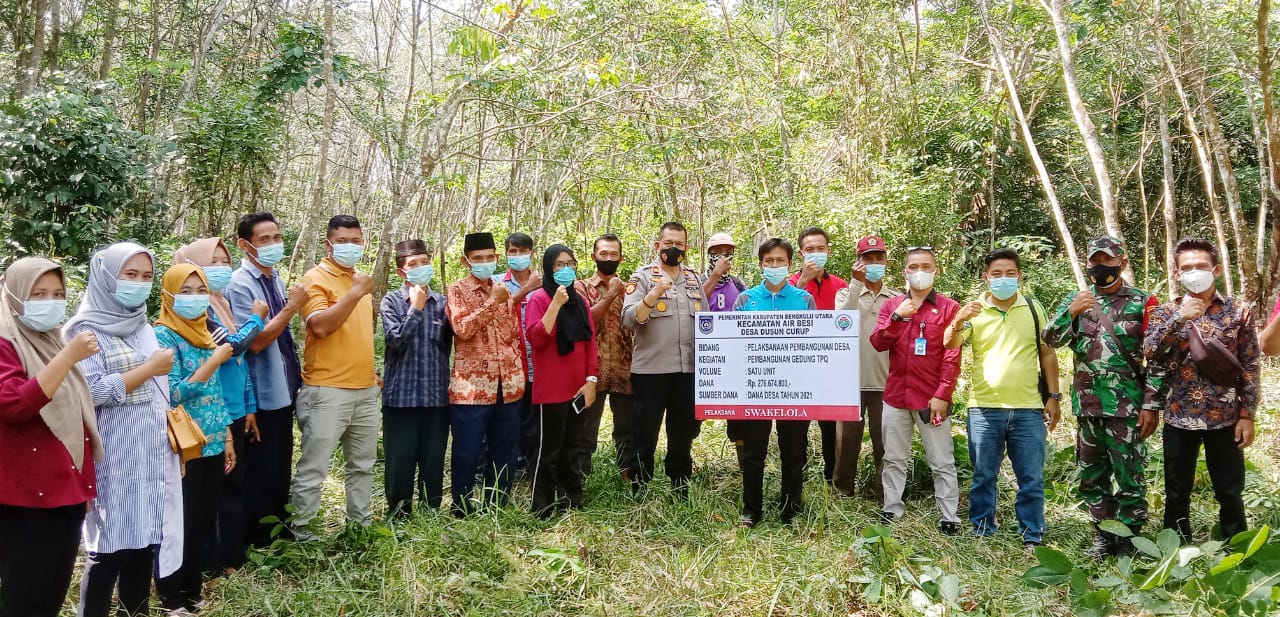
[{"xmin": 625, "ymin": 281, "xmax": 638, "ymax": 295}]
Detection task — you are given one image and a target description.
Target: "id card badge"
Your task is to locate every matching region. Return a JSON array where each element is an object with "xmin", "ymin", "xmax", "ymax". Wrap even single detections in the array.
[{"xmin": 913, "ymin": 322, "xmax": 927, "ymax": 356}]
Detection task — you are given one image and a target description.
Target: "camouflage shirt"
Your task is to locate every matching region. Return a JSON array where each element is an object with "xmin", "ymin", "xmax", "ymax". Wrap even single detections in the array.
[{"xmin": 1043, "ymin": 286, "xmax": 1162, "ymax": 418}]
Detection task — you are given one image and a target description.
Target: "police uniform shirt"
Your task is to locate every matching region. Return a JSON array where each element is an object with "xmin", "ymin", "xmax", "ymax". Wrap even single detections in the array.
[{"xmin": 621, "ymin": 261, "xmax": 707, "ymax": 375}]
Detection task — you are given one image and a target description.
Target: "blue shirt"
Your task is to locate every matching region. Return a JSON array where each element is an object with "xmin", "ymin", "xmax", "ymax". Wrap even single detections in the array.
[
  {"xmin": 381, "ymin": 285, "xmax": 452, "ymax": 408},
  {"xmin": 155, "ymin": 326, "xmax": 230, "ymax": 457},
  {"xmin": 733, "ymin": 283, "xmax": 817, "ymax": 312},
  {"xmin": 209, "ymin": 312, "xmax": 263, "ymax": 421},
  {"xmin": 497, "ymin": 270, "xmax": 535, "ymax": 382},
  {"xmin": 225, "ymin": 260, "xmax": 300, "ymax": 411}
]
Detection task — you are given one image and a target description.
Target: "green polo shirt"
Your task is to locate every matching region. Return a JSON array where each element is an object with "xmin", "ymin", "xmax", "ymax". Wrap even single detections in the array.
[{"xmin": 961, "ymin": 291, "xmax": 1048, "ymax": 409}]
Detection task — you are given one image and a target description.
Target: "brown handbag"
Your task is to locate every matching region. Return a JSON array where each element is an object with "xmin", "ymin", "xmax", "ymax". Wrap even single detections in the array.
[
  {"xmin": 166, "ymin": 404, "xmax": 209, "ymax": 463},
  {"xmin": 1187, "ymin": 324, "xmax": 1244, "ymax": 387}
]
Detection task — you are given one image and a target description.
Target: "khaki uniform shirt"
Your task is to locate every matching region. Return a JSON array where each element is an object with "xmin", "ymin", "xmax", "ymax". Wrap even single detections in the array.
[
  {"xmin": 835, "ymin": 280, "xmax": 901, "ymax": 392},
  {"xmin": 621, "ymin": 261, "xmax": 706, "ymax": 375}
]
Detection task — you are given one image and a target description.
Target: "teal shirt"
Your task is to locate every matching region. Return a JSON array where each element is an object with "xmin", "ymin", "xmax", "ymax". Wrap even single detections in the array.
[{"xmin": 155, "ymin": 325, "xmax": 230, "ymax": 457}]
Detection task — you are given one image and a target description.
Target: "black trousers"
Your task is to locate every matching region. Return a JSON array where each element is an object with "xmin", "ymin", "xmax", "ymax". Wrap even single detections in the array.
[
  {"xmin": 0, "ymin": 503, "xmax": 84, "ymax": 617},
  {"xmin": 728, "ymin": 420, "xmax": 809, "ymax": 520},
  {"xmin": 157, "ymin": 453, "xmax": 224, "ymax": 610},
  {"xmin": 578, "ymin": 392, "xmax": 635, "ymax": 473},
  {"xmin": 625, "ymin": 372, "xmax": 701, "ymax": 489},
  {"xmin": 208, "ymin": 416, "xmax": 247, "ymax": 572},
  {"xmin": 78, "ymin": 545, "xmax": 156, "ymax": 617},
  {"xmin": 526, "ymin": 401, "xmax": 591, "ymax": 516},
  {"xmin": 1163, "ymin": 424, "xmax": 1247, "ymax": 542},
  {"xmin": 243, "ymin": 405, "xmax": 295, "ymax": 548},
  {"xmin": 818, "ymin": 420, "xmax": 837, "ymax": 482},
  {"xmin": 383, "ymin": 405, "xmax": 450, "ymax": 516}
]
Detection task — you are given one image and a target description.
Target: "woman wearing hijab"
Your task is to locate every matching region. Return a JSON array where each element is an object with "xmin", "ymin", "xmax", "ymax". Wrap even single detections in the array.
[
  {"xmin": 152, "ymin": 263, "xmax": 235, "ymax": 613},
  {"xmin": 0, "ymin": 258, "xmax": 104, "ymax": 616},
  {"xmin": 174, "ymin": 238, "xmax": 267, "ymax": 574},
  {"xmin": 522, "ymin": 245, "xmax": 598, "ymax": 518},
  {"xmin": 66, "ymin": 242, "xmax": 182, "ymax": 617}
]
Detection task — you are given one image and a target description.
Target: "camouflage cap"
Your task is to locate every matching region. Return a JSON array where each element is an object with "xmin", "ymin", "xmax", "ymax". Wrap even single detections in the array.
[{"xmin": 1087, "ymin": 237, "xmax": 1125, "ymax": 258}]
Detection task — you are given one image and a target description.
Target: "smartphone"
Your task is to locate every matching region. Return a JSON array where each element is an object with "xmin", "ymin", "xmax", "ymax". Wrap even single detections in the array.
[{"xmin": 571, "ymin": 393, "xmax": 588, "ymax": 415}]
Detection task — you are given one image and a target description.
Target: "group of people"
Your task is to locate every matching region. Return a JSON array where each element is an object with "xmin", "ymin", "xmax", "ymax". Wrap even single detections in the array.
[{"xmin": 0, "ymin": 207, "xmax": 1275, "ymax": 616}]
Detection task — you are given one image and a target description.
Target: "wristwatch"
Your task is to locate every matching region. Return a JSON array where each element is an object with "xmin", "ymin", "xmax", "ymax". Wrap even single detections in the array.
[
  {"xmin": 890, "ymin": 312, "xmax": 906, "ymax": 322},
  {"xmin": 1048, "ymin": 392, "xmax": 1062, "ymax": 401},
  {"xmin": 586, "ymin": 376, "xmax": 598, "ymax": 383}
]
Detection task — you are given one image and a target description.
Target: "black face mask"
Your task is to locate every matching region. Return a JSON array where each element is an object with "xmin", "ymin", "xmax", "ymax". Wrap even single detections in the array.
[
  {"xmin": 660, "ymin": 247, "xmax": 685, "ymax": 267},
  {"xmin": 595, "ymin": 259, "xmax": 620, "ymax": 276},
  {"xmin": 1087, "ymin": 263, "xmax": 1123, "ymax": 288}
]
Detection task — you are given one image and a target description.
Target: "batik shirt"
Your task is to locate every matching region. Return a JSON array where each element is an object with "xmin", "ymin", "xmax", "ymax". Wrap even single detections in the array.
[{"xmin": 1144, "ymin": 294, "xmax": 1260, "ymax": 430}]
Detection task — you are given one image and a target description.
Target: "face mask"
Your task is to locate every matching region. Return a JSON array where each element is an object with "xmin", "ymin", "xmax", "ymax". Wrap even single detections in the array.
[
  {"xmin": 1086, "ymin": 263, "xmax": 1123, "ymax": 288},
  {"xmin": 113, "ymin": 280, "xmax": 152, "ymax": 309},
  {"xmin": 169, "ymin": 293, "xmax": 211, "ymax": 320},
  {"xmin": 553, "ymin": 266, "xmax": 577, "ymax": 287},
  {"xmin": 906, "ymin": 271, "xmax": 935, "ymax": 291},
  {"xmin": 253, "ymin": 242, "xmax": 285, "ymax": 268},
  {"xmin": 595, "ymin": 259, "xmax": 620, "ymax": 276},
  {"xmin": 405, "ymin": 264, "xmax": 433, "ymax": 286},
  {"xmin": 988, "ymin": 276, "xmax": 1019, "ymax": 301},
  {"xmin": 864, "ymin": 264, "xmax": 886, "ymax": 283},
  {"xmin": 803, "ymin": 252, "xmax": 829, "ymax": 268},
  {"xmin": 330, "ymin": 242, "xmax": 364, "ymax": 268},
  {"xmin": 762, "ymin": 266, "xmax": 789, "ymax": 285},
  {"xmin": 468, "ymin": 259, "xmax": 497, "ymax": 280},
  {"xmin": 202, "ymin": 265, "xmax": 233, "ymax": 292},
  {"xmin": 1180, "ymin": 269, "xmax": 1215, "ymax": 294},
  {"xmin": 20, "ymin": 299, "xmax": 67, "ymax": 332},
  {"xmin": 508, "ymin": 255, "xmax": 532, "ymax": 272},
  {"xmin": 660, "ymin": 247, "xmax": 685, "ymax": 267}
]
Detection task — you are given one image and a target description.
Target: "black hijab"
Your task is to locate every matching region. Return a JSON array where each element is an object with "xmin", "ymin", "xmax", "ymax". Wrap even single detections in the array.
[{"xmin": 542, "ymin": 244, "xmax": 591, "ymax": 355}]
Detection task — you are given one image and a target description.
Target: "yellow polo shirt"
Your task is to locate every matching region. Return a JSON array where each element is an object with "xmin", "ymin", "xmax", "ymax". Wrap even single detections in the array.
[
  {"xmin": 300, "ymin": 258, "xmax": 377, "ymax": 389},
  {"xmin": 962, "ymin": 291, "xmax": 1048, "ymax": 409}
]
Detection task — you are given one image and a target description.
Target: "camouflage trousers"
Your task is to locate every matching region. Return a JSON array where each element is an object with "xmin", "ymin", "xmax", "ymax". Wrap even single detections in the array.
[{"xmin": 1076, "ymin": 416, "xmax": 1148, "ymax": 527}]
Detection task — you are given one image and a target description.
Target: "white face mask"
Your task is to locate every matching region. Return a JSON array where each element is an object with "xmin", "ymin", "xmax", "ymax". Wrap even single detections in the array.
[
  {"xmin": 1180, "ymin": 269, "xmax": 1215, "ymax": 294},
  {"xmin": 906, "ymin": 270, "xmax": 935, "ymax": 291}
]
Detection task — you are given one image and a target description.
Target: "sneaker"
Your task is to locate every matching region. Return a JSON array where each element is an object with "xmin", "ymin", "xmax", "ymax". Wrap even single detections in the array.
[
  {"xmin": 878, "ymin": 510, "xmax": 896, "ymax": 524},
  {"xmin": 938, "ymin": 521, "xmax": 959, "ymax": 536},
  {"xmin": 1024, "ymin": 540, "xmax": 1043, "ymax": 554},
  {"xmin": 740, "ymin": 513, "xmax": 760, "ymax": 528}
]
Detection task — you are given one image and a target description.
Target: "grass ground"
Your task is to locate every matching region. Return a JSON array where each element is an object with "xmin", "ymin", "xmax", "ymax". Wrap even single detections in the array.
[{"xmin": 63, "ymin": 362, "xmax": 1280, "ymax": 616}]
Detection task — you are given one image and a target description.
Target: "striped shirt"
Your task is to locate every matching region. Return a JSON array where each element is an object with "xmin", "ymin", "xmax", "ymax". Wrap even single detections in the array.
[
  {"xmin": 71, "ymin": 323, "xmax": 172, "ymax": 555},
  {"xmin": 381, "ymin": 285, "xmax": 452, "ymax": 408}
]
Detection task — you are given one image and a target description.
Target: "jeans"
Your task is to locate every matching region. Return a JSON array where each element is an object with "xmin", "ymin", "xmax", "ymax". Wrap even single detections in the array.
[
  {"xmin": 450, "ymin": 393, "xmax": 522, "ymax": 516},
  {"xmin": 967, "ymin": 407, "xmax": 1047, "ymax": 542},
  {"xmin": 1163, "ymin": 424, "xmax": 1246, "ymax": 542}
]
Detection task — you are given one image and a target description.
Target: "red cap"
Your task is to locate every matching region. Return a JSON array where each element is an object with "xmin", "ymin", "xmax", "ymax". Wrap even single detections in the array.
[{"xmin": 857, "ymin": 235, "xmax": 887, "ymax": 255}]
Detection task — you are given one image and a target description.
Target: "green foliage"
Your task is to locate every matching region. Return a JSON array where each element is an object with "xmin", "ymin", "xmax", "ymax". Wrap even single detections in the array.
[
  {"xmin": 0, "ymin": 83, "xmax": 163, "ymax": 263},
  {"xmin": 253, "ymin": 22, "xmax": 355, "ymax": 104},
  {"xmin": 1024, "ymin": 525, "xmax": 1280, "ymax": 615}
]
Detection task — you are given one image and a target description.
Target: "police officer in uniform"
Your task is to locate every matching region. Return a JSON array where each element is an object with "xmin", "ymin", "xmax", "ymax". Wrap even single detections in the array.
[{"xmin": 621, "ymin": 221, "xmax": 707, "ymax": 498}]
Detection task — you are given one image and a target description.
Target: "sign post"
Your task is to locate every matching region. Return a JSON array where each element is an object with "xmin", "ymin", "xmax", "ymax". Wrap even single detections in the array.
[{"xmin": 694, "ymin": 310, "xmax": 861, "ymax": 422}]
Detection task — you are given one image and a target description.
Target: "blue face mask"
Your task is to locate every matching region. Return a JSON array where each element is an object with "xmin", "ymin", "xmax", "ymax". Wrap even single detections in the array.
[
  {"xmin": 762, "ymin": 266, "xmax": 789, "ymax": 285},
  {"xmin": 330, "ymin": 242, "xmax": 364, "ymax": 268},
  {"xmin": 113, "ymin": 280, "xmax": 152, "ymax": 309},
  {"xmin": 553, "ymin": 266, "xmax": 577, "ymax": 287},
  {"xmin": 508, "ymin": 255, "xmax": 532, "ymax": 272},
  {"xmin": 469, "ymin": 259, "xmax": 497, "ymax": 280},
  {"xmin": 989, "ymin": 277, "xmax": 1019, "ymax": 301},
  {"xmin": 21, "ymin": 299, "xmax": 67, "ymax": 332},
  {"xmin": 203, "ymin": 265, "xmax": 233, "ymax": 292},
  {"xmin": 169, "ymin": 293, "xmax": 211, "ymax": 320},
  {"xmin": 405, "ymin": 264, "xmax": 433, "ymax": 286},
  {"xmin": 253, "ymin": 242, "xmax": 285, "ymax": 267},
  {"xmin": 803, "ymin": 252, "xmax": 829, "ymax": 268},
  {"xmin": 864, "ymin": 263, "xmax": 886, "ymax": 283}
]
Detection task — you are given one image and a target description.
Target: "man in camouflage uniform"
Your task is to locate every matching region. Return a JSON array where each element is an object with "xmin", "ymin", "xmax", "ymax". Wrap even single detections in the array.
[{"xmin": 1044, "ymin": 237, "xmax": 1162, "ymax": 560}]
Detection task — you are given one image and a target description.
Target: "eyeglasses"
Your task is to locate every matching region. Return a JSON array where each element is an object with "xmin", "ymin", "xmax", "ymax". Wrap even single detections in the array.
[
  {"xmin": 555, "ymin": 261, "xmax": 578, "ymax": 269},
  {"xmin": 906, "ymin": 246, "xmax": 936, "ymax": 255}
]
